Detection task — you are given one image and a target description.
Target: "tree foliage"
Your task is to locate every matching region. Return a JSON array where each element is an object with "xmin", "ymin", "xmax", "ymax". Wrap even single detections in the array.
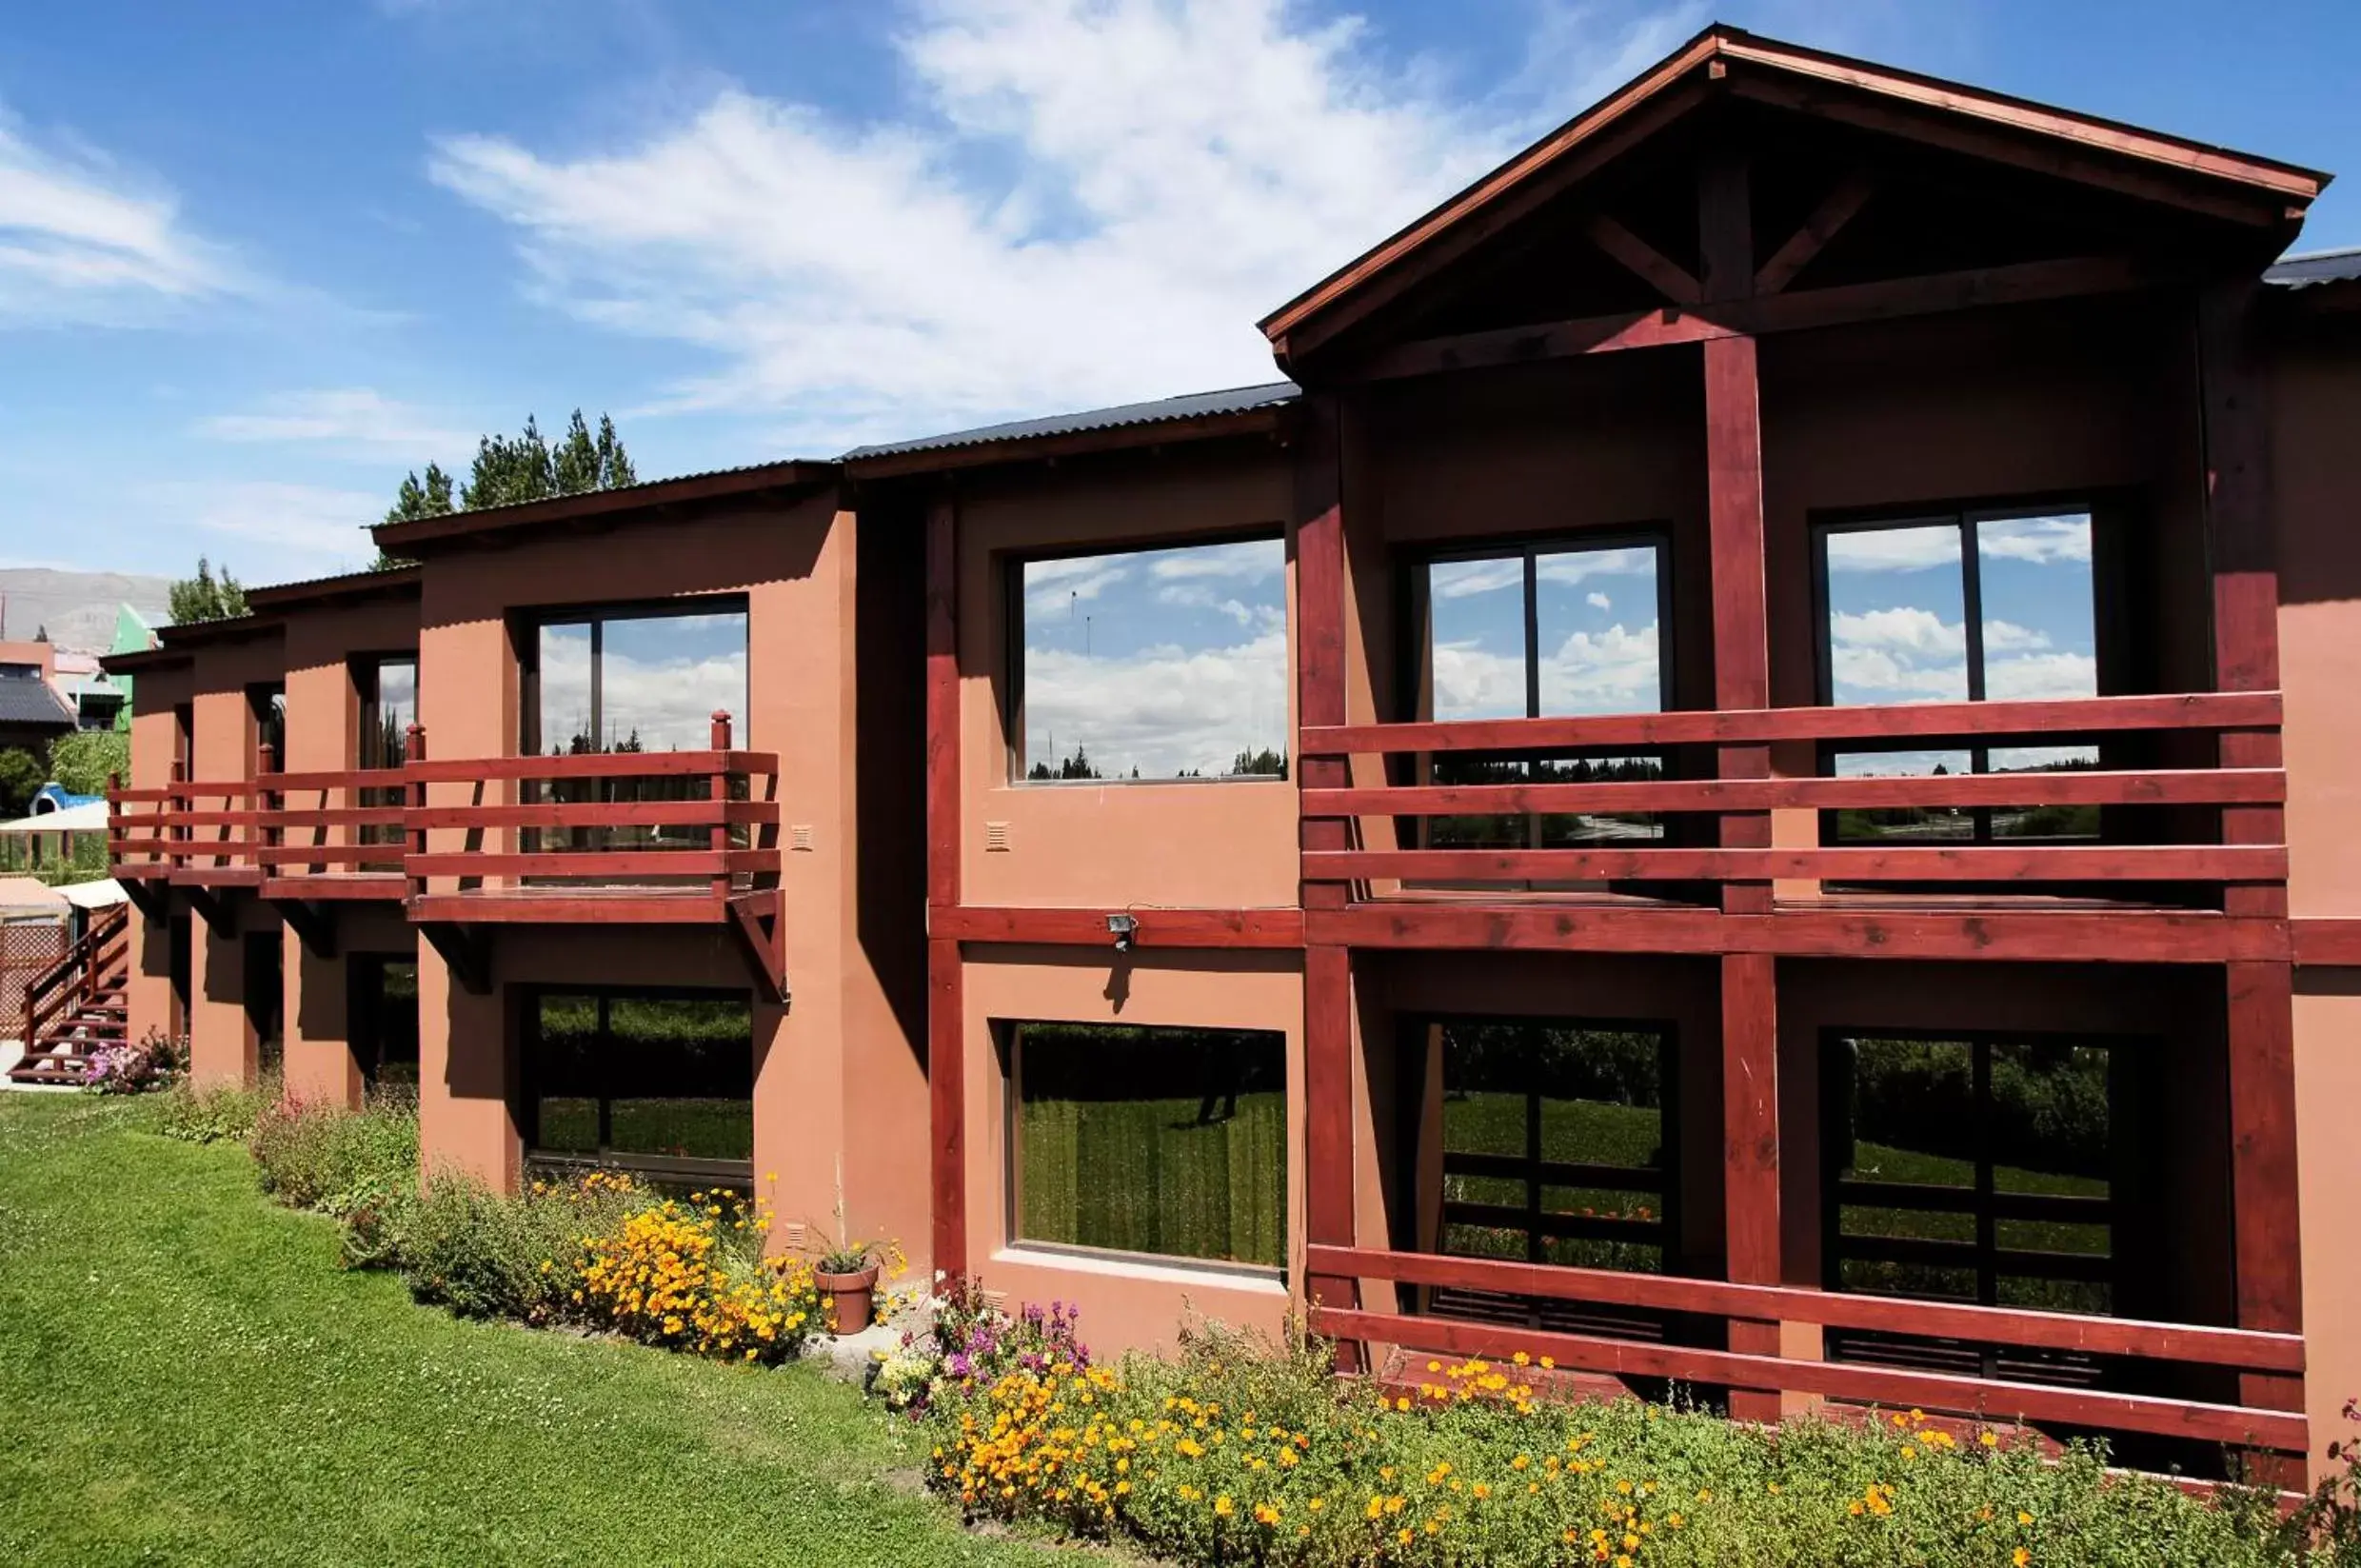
[
  {"xmin": 0, "ymin": 747, "xmax": 42, "ymax": 818},
  {"xmin": 47, "ymin": 730, "xmax": 130, "ymax": 796},
  {"xmin": 373, "ymin": 412, "xmax": 636, "ymax": 571},
  {"xmin": 168, "ymin": 558, "xmax": 248, "ymax": 625}
]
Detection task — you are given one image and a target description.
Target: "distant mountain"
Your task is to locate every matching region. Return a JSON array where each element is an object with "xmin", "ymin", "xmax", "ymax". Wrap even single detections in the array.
[{"xmin": 0, "ymin": 568, "xmax": 173, "ymax": 651}]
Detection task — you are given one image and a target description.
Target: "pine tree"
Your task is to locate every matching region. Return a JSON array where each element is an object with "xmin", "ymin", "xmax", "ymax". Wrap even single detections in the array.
[
  {"xmin": 378, "ymin": 412, "xmax": 638, "ymax": 568},
  {"xmin": 168, "ymin": 558, "xmax": 248, "ymax": 624}
]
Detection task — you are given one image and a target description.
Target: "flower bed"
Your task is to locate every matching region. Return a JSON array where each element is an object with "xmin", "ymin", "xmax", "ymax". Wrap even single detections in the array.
[{"xmin": 904, "ymin": 1305, "xmax": 2340, "ymax": 1567}]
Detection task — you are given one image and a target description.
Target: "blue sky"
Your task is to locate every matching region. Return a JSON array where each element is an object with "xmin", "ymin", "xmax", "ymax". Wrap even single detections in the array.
[{"xmin": 6, "ymin": 0, "xmax": 2358, "ymax": 591}]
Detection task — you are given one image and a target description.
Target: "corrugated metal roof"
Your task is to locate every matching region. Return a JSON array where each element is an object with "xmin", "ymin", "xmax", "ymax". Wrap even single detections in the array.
[
  {"xmin": 0, "ymin": 674, "xmax": 75, "ymax": 729},
  {"xmin": 840, "ymin": 381, "xmax": 1300, "ymax": 461},
  {"xmin": 2267, "ymin": 247, "xmax": 2361, "ymax": 289}
]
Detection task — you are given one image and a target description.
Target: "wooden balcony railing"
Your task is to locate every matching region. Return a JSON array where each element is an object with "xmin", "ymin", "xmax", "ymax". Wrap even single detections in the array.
[
  {"xmin": 404, "ymin": 713, "xmax": 781, "ymax": 923},
  {"xmin": 105, "ymin": 713, "xmax": 783, "ymax": 923},
  {"xmin": 253, "ymin": 744, "xmax": 410, "ymax": 899},
  {"xmin": 1300, "ymin": 692, "xmax": 2284, "ymax": 905},
  {"xmin": 107, "ymin": 769, "xmax": 261, "ymax": 887},
  {"xmin": 1308, "ymin": 1243, "xmax": 2306, "ymax": 1463}
]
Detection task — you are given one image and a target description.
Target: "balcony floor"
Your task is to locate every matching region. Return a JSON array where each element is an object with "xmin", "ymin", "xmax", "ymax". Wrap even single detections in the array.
[{"xmin": 407, "ymin": 884, "xmax": 738, "ymax": 924}]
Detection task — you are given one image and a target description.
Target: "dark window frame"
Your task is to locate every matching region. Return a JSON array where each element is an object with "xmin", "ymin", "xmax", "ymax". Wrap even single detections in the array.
[
  {"xmin": 246, "ymin": 683, "xmax": 287, "ymax": 772},
  {"xmin": 347, "ymin": 950, "xmax": 419, "ymax": 1089},
  {"xmin": 1002, "ymin": 528, "xmax": 1290, "ymax": 786},
  {"xmin": 353, "ymin": 653, "xmax": 418, "ymax": 844},
  {"xmin": 1817, "ymin": 1025, "xmax": 2146, "ymax": 1378},
  {"xmin": 1809, "ymin": 498, "xmax": 2133, "ymax": 848},
  {"xmin": 515, "ymin": 593, "xmax": 752, "ymax": 758},
  {"xmin": 521, "ymin": 983, "xmax": 757, "ymax": 1185},
  {"xmin": 998, "ymin": 1018, "xmax": 1290, "ymax": 1278}
]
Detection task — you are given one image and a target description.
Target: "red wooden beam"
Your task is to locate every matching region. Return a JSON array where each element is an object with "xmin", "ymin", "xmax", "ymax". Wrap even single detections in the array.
[
  {"xmin": 2292, "ymin": 919, "xmax": 2361, "ymax": 967},
  {"xmin": 1301, "ymin": 766, "xmax": 2285, "ymax": 817},
  {"xmin": 1721, "ymin": 950, "xmax": 1781, "ymax": 1418},
  {"xmin": 1754, "ymin": 169, "xmax": 1878, "ymax": 293},
  {"xmin": 1301, "ymin": 689, "xmax": 2280, "ymax": 756},
  {"xmin": 2227, "ymin": 960, "xmax": 2304, "ymax": 1420},
  {"xmin": 1306, "ymin": 844, "xmax": 2287, "ymax": 883},
  {"xmin": 407, "ymin": 892, "xmax": 731, "ymax": 925},
  {"xmin": 925, "ymin": 486, "xmax": 966, "ymax": 1280},
  {"xmin": 1310, "ymin": 1307, "xmax": 2307, "ymax": 1453},
  {"xmin": 1349, "ymin": 256, "xmax": 2157, "ymax": 383},
  {"xmin": 1584, "ymin": 213, "xmax": 1700, "ymax": 304},
  {"xmin": 1301, "ymin": 903, "xmax": 2290, "ymax": 963},
  {"xmin": 1305, "ymin": 1245, "xmax": 2304, "ymax": 1371},
  {"xmin": 930, "ymin": 905, "xmax": 1304, "ymax": 948}
]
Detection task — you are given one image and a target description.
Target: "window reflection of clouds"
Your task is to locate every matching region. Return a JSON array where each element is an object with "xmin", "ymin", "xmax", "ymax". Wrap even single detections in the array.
[
  {"xmin": 1021, "ymin": 537, "xmax": 1286, "ymax": 779},
  {"xmin": 1427, "ymin": 545, "xmax": 1662, "ymax": 723},
  {"xmin": 537, "ymin": 611, "xmax": 748, "ymax": 753}
]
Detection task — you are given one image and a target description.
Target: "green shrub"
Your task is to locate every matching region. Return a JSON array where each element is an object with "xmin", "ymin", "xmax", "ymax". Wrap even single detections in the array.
[
  {"xmin": 156, "ymin": 1074, "xmax": 280, "ymax": 1144},
  {"xmin": 248, "ymin": 1096, "xmax": 418, "ymax": 1213},
  {"xmin": 923, "ymin": 1320, "xmax": 2313, "ymax": 1567},
  {"xmin": 384, "ymin": 1169, "xmax": 643, "ymax": 1322}
]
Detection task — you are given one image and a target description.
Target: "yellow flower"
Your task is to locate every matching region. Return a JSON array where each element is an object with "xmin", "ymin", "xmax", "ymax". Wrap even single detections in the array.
[
  {"xmin": 2017, "ymin": 1511, "xmax": 2034, "ymax": 1525},
  {"xmin": 2013, "ymin": 1553, "xmax": 2031, "ymax": 1568}
]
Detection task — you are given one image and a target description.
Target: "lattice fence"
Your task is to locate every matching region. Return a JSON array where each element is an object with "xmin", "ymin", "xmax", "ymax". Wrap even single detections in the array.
[{"xmin": 0, "ymin": 917, "xmax": 69, "ymax": 1042}]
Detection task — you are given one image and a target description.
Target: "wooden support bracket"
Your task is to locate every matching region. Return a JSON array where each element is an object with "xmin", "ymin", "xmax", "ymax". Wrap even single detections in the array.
[
  {"xmin": 726, "ymin": 893, "xmax": 790, "ymax": 1005},
  {"xmin": 418, "ymin": 922, "xmax": 492, "ymax": 996},
  {"xmin": 184, "ymin": 883, "xmax": 233, "ymax": 935},
  {"xmin": 273, "ymin": 899, "xmax": 338, "ymax": 961},
  {"xmin": 121, "ymin": 879, "xmax": 169, "ymax": 924}
]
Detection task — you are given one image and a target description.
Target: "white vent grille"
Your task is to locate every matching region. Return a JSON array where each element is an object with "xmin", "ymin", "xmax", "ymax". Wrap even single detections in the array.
[
  {"xmin": 983, "ymin": 820, "xmax": 1011, "ymax": 852},
  {"xmin": 790, "ymin": 824, "xmax": 815, "ymax": 851}
]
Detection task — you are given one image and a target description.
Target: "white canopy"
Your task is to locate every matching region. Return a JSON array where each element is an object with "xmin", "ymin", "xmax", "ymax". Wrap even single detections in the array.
[
  {"xmin": 0, "ymin": 801, "xmax": 106, "ymax": 835},
  {"xmin": 57, "ymin": 878, "xmax": 128, "ymax": 909}
]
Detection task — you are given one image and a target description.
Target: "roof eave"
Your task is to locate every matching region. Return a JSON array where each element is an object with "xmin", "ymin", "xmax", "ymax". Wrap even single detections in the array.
[{"xmin": 370, "ymin": 461, "xmax": 840, "ymax": 554}]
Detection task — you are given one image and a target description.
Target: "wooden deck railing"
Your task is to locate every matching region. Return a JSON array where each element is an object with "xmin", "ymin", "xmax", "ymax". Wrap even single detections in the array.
[
  {"xmin": 1300, "ymin": 692, "xmax": 2284, "ymax": 903},
  {"xmin": 1307, "ymin": 1243, "xmax": 2307, "ymax": 1459},
  {"xmin": 106, "ymin": 712, "xmax": 782, "ymax": 915},
  {"xmin": 22, "ymin": 903, "xmax": 129, "ymax": 1050}
]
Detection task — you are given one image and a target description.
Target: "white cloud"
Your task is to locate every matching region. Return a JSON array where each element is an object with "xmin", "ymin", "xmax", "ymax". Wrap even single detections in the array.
[
  {"xmin": 425, "ymin": 0, "xmax": 1693, "ymax": 446},
  {"xmin": 1431, "ymin": 619, "xmax": 1662, "ymax": 720},
  {"xmin": 537, "ymin": 636, "xmax": 750, "ymax": 753},
  {"xmin": 1024, "ymin": 559, "xmax": 1129, "ymax": 614},
  {"xmin": 1148, "ymin": 538, "xmax": 1282, "ymax": 581},
  {"xmin": 196, "ymin": 388, "xmax": 473, "ymax": 458},
  {"xmin": 1983, "ymin": 651, "xmax": 2097, "ymax": 702},
  {"xmin": 1586, "ymin": 590, "xmax": 1611, "ymax": 610},
  {"xmin": 1980, "ymin": 618, "xmax": 2052, "ymax": 653},
  {"xmin": 166, "ymin": 481, "xmax": 382, "ymax": 572},
  {"xmin": 1024, "ymin": 628, "xmax": 1288, "ymax": 777},
  {"xmin": 1978, "ymin": 514, "xmax": 2092, "ymax": 566},
  {"xmin": 0, "ymin": 111, "xmax": 240, "ymax": 327},
  {"xmin": 1830, "ymin": 605, "xmax": 1965, "ymax": 658},
  {"xmin": 1535, "ymin": 546, "xmax": 1656, "ymax": 586},
  {"xmin": 1431, "ymin": 558, "xmax": 1523, "ymax": 599},
  {"xmin": 1825, "ymin": 526, "xmax": 1961, "ymax": 573}
]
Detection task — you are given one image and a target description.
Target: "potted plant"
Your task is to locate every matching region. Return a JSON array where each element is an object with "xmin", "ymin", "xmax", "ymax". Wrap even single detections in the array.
[{"xmin": 812, "ymin": 1238, "xmax": 882, "ymax": 1335}]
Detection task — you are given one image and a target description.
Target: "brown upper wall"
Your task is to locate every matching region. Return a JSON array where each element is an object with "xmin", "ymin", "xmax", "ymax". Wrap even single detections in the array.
[{"xmin": 947, "ymin": 438, "xmax": 1302, "ymax": 912}]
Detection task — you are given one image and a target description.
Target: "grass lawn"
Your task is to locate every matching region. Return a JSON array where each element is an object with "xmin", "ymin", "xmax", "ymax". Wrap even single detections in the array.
[{"xmin": 0, "ymin": 1093, "xmax": 1060, "ymax": 1568}]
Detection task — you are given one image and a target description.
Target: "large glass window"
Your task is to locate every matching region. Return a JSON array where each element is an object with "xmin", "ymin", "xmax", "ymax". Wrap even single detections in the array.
[
  {"xmin": 1007, "ymin": 1022, "xmax": 1286, "ymax": 1269},
  {"xmin": 356, "ymin": 656, "xmax": 415, "ymax": 846},
  {"xmin": 1013, "ymin": 537, "xmax": 1286, "ymax": 782},
  {"xmin": 522, "ymin": 602, "xmax": 749, "ymax": 863},
  {"xmin": 1817, "ymin": 511, "xmax": 2100, "ymax": 843},
  {"xmin": 526, "ymin": 991, "xmax": 754, "ymax": 1180},
  {"xmin": 1416, "ymin": 538, "xmax": 1669, "ymax": 854},
  {"xmin": 1433, "ymin": 1022, "xmax": 1673, "ymax": 1275},
  {"xmin": 248, "ymin": 683, "xmax": 286, "ymax": 770},
  {"xmin": 1822, "ymin": 1033, "xmax": 2121, "ymax": 1386}
]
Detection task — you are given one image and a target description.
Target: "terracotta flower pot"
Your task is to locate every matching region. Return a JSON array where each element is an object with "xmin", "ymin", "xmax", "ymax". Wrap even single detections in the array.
[{"xmin": 815, "ymin": 1260, "xmax": 881, "ymax": 1334}]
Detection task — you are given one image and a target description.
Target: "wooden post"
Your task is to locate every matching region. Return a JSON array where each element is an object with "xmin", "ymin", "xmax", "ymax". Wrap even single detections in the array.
[
  {"xmin": 925, "ymin": 486, "xmax": 967, "ymax": 1280},
  {"xmin": 1296, "ymin": 392, "xmax": 1361, "ymax": 1367},
  {"xmin": 405, "ymin": 724, "xmax": 427, "ymax": 905},
  {"xmin": 2199, "ymin": 278, "xmax": 2303, "ymax": 1436},
  {"xmin": 1701, "ymin": 148, "xmax": 1784, "ymax": 1420},
  {"xmin": 255, "ymin": 743, "xmax": 277, "ymax": 876},
  {"xmin": 708, "ymin": 710, "xmax": 733, "ymax": 903}
]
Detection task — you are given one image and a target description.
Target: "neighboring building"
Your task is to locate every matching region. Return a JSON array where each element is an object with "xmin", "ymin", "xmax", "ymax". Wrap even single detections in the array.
[
  {"xmin": 104, "ymin": 604, "xmax": 156, "ymax": 733},
  {"xmin": 0, "ymin": 640, "xmax": 78, "ymax": 757},
  {"xmin": 94, "ymin": 25, "xmax": 2361, "ymax": 1486}
]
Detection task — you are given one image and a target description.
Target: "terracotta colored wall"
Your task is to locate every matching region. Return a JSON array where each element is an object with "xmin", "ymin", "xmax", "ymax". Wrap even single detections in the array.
[
  {"xmin": 122, "ymin": 665, "xmax": 190, "ymax": 1050},
  {"xmin": 955, "ymin": 445, "xmax": 1300, "ymax": 912},
  {"xmin": 278, "ymin": 593, "xmax": 423, "ymax": 1107},
  {"xmin": 2271, "ymin": 316, "xmax": 2361, "ymax": 1477},
  {"xmin": 960, "ymin": 946, "xmax": 1303, "ymax": 1351},
  {"xmin": 407, "ymin": 496, "xmax": 928, "ymax": 1264},
  {"xmin": 178, "ymin": 633, "xmax": 287, "ymax": 1087}
]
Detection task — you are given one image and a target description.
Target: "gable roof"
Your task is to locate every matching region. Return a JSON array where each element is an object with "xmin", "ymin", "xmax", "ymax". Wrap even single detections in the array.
[{"xmin": 1260, "ymin": 23, "xmax": 2330, "ymax": 356}]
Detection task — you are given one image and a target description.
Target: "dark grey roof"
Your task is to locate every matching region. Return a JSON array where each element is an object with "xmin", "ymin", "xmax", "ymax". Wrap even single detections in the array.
[
  {"xmin": 840, "ymin": 381, "xmax": 1300, "ymax": 461},
  {"xmin": 0, "ymin": 674, "xmax": 75, "ymax": 729},
  {"xmin": 2267, "ymin": 247, "xmax": 2361, "ymax": 289}
]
